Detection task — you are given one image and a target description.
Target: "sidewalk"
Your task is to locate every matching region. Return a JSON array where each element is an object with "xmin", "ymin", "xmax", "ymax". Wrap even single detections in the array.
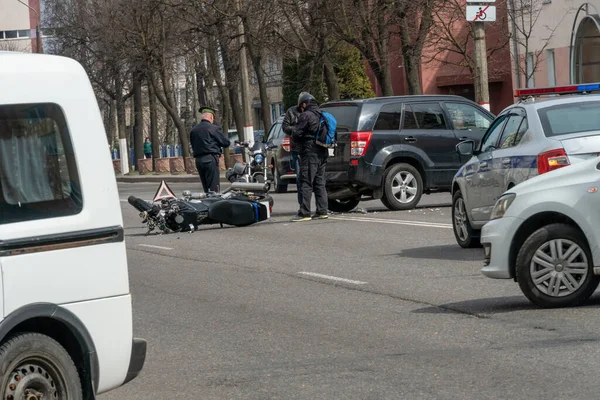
[{"xmin": 116, "ymin": 171, "xmax": 228, "ymax": 184}]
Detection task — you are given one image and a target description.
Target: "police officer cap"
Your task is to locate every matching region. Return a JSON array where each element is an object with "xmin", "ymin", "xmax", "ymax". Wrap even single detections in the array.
[
  {"xmin": 199, "ymin": 106, "xmax": 218, "ymax": 115},
  {"xmin": 298, "ymin": 92, "xmax": 315, "ymax": 106}
]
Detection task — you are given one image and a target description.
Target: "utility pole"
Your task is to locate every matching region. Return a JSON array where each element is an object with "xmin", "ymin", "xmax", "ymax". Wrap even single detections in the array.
[
  {"xmin": 16, "ymin": 0, "xmax": 41, "ymax": 54},
  {"xmin": 236, "ymin": 0, "xmax": 254, "ymax": 162},
  {"xmin": 473, "ymin": 21, "xmax": 490, "ymax": 111}
]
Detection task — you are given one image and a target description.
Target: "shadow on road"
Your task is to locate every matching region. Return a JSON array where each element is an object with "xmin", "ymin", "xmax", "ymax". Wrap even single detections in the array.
[
  {"xmin": 395, "ymin": 244, "xmax": 482, "ymax": 261},
  {"xmin": 413, "ymin": 293, "xmax": 600, "ymax": 316}
]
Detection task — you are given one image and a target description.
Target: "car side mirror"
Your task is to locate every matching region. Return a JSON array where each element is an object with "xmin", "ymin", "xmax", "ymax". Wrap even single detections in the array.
[{"xmin": 456, "ymin": 140, "xmax": 475, "ymax": 156}]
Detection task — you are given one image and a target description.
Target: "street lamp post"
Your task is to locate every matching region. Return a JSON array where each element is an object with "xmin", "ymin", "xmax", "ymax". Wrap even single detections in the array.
[{"xmin": 16, "ymin": 0, "xmax": 41, "ymax": 54}]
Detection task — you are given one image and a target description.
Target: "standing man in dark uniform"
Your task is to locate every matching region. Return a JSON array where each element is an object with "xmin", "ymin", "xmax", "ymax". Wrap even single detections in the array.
[
  {"xmin": 282, "ymin": 94, "xmax": 304, "ymax": 205},
  {"xmin": 291, "ymin": 93, "xmax": 329, "ymax": 221},
  {"xmin": 189, "ymin": 106, "xmax": 231, "ymax": 193}
]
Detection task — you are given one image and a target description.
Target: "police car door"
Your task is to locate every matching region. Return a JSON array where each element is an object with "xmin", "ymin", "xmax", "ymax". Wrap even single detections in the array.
[
  {"xmin": 469, "ymin": 113, "xmax": 509, "ymax": 222},
  {"xmin": 491, "ymin": 108, "xmax": 529, "ymax": 205}
]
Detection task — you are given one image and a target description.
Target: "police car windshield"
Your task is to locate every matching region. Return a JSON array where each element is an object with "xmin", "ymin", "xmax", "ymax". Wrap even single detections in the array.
[{"xmin": 538, "ymin": 100, "xmax": 600, "ymax": 137}]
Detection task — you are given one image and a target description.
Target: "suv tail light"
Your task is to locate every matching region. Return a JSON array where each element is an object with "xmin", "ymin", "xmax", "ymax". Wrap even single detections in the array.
[
  {"xmin": 350, "ymin": 131, "xmax": 372, "ymax": 158},
  {"xmin": 537, "ymin": 148, "xmax": 570, "ymax": 174},
  {"xmin": 282, "ymin": 137, "xmax": 290, "ymax": 152}
]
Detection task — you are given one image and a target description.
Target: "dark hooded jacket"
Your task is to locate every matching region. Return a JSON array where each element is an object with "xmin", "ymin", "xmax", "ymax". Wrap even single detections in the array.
[
  {"xmin": 292, "ymin": 101, "xmax": 328, "ymax": 158},
  {"xmin": 282, "ymin": 105, "xmax": 301, "ymax": 152}
]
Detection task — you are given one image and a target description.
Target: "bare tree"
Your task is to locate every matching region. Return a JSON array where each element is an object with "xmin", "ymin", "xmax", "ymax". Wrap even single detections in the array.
[{"xmin": 508, "ymin": 0, "xmax": 570, "ymax": 87}]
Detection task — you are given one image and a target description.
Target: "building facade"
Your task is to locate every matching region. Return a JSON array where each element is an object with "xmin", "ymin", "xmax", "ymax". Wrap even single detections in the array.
[{"xmin": 0, "ymin": 0, "xmax": 42, "ymax": 53}]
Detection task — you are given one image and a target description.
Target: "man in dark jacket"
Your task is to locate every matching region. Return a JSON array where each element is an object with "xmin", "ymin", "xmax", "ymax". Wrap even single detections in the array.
[
  {"xmin": 291, "ymin": 93, "xmax": 329, "ymax": 222},
  {"xmin": 189, "ymin": 106, "xmax": 230, "ymax": 193},
  {"xmin": 282, "ymin": 97, "xmax": 303, "ymax": 205}
]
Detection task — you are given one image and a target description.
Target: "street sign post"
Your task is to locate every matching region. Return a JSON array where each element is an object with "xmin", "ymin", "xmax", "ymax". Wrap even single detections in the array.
[
  {"xmin": 466, "ymin": 5, "xmax": 496, "ymax": 22},
  {"xmin": 466, "ymin": 0, "xmax": 495, "ymax": 2}
]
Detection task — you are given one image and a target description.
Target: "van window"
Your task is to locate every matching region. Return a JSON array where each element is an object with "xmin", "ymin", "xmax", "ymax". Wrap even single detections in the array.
[
  {"xmin": 320, "ymin": 104, "xmax": 359, "ymax": 132},
  {"xmin": 267, "ymin": 122, "xmax": 284, "ymax": 140},
  {"xmin": 0, "ymin": 103, "xmax": 82, "ymax": 225}
]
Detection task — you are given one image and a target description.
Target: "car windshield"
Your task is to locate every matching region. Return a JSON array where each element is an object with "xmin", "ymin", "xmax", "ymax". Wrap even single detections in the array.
[{"xmin": 537, "ymin": 100, "xmax": 600, "ymax": 137}]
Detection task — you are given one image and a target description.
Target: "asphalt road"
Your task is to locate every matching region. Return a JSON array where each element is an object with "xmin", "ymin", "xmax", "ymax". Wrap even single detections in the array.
[{"xmin": 100, "ymin": 181, "xmax": 600, "ymax": 399}]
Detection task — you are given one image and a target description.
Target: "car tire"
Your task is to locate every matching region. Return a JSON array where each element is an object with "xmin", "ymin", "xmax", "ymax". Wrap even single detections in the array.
[
  {"xmin": 328, "ymin": 197, "xmax": 360, "ymax": 213},
  {"xmin": 274, "ymin": 168, "xmax": 287, "ymax": 193},
  {"xmin": 516, "ymin": 223, "xmax": 600, "ymax": 308},
  {"xmin": 0, "ymin": 333, "xmax": 83, "ymax": 400},
  {"xmin": 452, "ymin": 190, "xmax": 480, "ymax": 248},
  {"xmin": 382, "ymin": 163, "xmax": 423, "ymax": 211}
]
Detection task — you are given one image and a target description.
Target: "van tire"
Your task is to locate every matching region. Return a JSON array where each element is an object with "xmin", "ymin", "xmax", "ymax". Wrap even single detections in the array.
[
  {"xmin": 382, "ymin": 163, "xmax": 423, "ymax": 210},
  {"xmin": 274, "ymin": 169, "xmax": 288, "ymax": 193},
  {"xmin": 0, "ymin": 333, "xmax": 83, "ymax": 400},
  {"xmin": 328, "ymin": 197, "xmax": 360, "ymax": 213}
]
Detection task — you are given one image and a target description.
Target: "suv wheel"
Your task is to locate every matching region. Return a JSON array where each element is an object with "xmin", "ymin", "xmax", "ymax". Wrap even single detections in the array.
[
  {"xmin": 516, "ymin": 223, "xmax": 600, "ymax": 308},
  {"xmin": 328, "ymin": 197, "xmax": 360, "ymax": 213},
  {"xmin": 452, "ymin": 190, "xmax": 480, "ymax": 248},
  {"xmin": 382, "ymin": 163, "xmax": 423, "ymax": 210},
  {"xmin": 274, "ymin": 168, "xmax": 288, "ymax": 193}
]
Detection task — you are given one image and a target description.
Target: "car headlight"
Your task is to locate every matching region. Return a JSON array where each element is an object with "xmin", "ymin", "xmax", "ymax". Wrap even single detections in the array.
[{"xmin": 490, "ymin": 193, "xmax": 516, "ymax": 220}]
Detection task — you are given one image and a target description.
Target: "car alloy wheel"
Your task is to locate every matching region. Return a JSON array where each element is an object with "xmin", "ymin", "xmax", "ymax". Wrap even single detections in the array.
[
  {"xmin": 451, "ymin": 190, "xmax": 480, "ymax": 248},
  {"xmin": 391, "ymin": 171, "xmax": 417, "ymax": 204},
  {"xmin": 516, "ymin": 223, "xmax": 600, "ymax": 308},
  {"xmin": 454, "ymin": 197, "xmax": 469, "ymax": 242},
  {"xmin": 530, "ymin": 239, "xmax": 588, "ymax": 297}
]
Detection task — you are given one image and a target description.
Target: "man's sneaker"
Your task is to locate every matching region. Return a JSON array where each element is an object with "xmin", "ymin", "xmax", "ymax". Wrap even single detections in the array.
[
  {"xmin": 291, "ymin": 215, "xmax": 312, "ymax": 222},
  {"xmin": 312, "ymin": 214, "xmax": 329, "ymax": 220}
]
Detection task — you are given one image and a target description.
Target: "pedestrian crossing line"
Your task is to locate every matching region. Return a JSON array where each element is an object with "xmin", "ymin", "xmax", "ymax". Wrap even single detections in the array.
[
  {"xmin": 330, "ymin": 216, "xmax": 452, "ymax": 229},
  {"xmin": 298, "ymin": 272, "xmax": 368, "ymax": 285}
]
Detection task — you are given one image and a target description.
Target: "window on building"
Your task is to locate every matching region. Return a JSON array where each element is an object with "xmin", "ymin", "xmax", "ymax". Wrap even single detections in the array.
[
  {"xmin": 0, "ymin": 103, "xmax": 82, "ymax": 225},
  {"xmin": 547, "ymin": 49, "xmax": 556, "ymax": 86},
  {"xmin": 402, "ymin": 103, "xmax": 447, "ymax": 130},
  {"xmin": 4, "ymin": 31, "xmax": 17, "ymax": 39},
  {"xmin": 18, "ymin": 30, "xmax": 30, "ymax": 38},
  {"xmin": 527, "ymin": 53, "xmax": 535, "ymax": 87}
]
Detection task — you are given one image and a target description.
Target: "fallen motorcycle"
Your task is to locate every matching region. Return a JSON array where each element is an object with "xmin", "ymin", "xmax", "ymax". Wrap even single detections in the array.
[{"xmin": 128, "ymin": 181, "xmax": 274, "ymax": 235}]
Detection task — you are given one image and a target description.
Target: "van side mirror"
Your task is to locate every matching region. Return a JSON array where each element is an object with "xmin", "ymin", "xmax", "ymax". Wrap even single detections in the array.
[{"xmin": 456, "ymin": 140, "xmax": 475, "ymax": 156}]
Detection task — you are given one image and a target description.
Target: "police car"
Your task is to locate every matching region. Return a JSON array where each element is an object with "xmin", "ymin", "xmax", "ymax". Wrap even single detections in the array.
[{"xmin": 451, "ymin": 83, "xmax": 600, "ymax": 248}]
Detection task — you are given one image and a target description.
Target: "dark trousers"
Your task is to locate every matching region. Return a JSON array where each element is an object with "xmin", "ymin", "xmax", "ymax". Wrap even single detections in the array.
[
  {"xmin": 144, "ymin": 153, "xmax": 152, "ymax": 159},
  {"xmin": 195, "ymin": 154, "xmax": 220, "ymax": 193},
  {"xmin": 298, "ymin": 153, "xmax": 328, "ymax": 217},
  {"xmin": 291, "ymin": 151, "xmax": 302, "ymax": 205}
]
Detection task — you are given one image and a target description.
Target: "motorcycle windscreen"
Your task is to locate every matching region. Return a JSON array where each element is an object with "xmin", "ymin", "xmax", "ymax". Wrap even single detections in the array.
[{"xmin": 208, "ymin": 199, "xmax": 268, "ymax": 226}]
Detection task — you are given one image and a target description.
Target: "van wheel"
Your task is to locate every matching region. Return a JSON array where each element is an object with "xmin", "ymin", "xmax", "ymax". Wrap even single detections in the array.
[
  {"xmin": 382, "ymin": 163, "xmax": 423, "ymax": 210},
  {"xmin": 516, "ymin": 223, "xmax": 600, "ymax": 308},
  {"xmin": 0, "ymin": 333, "xmax": 82, "ymax": 400},
  {"xmin": 328, "ymin": 197, "xmax": 360, "ymax": 213},
  {"xmin": 452, "ymin": 190, "xmax": 480, "ymax": 248},
  {"xmin": 274, "ymin": 169, "xmax": 287, "ymax": 193}
]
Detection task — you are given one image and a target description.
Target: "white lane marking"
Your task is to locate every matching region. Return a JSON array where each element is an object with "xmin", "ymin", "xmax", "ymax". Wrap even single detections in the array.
[
  {"xmin": 330, "ymin": 216, "xmax": 452, "ymax": 229},
  {"xmin": 139, "ymin": 244, "xmax": 173, "ymax": 250},
  {"xmin": 298, "ymin": 272, "xmax": 367, "ymax": 285}
]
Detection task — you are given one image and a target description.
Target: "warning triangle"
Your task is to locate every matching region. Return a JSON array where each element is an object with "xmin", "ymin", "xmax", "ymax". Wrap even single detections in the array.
[{"xmin": 153, "ymin": 180, "xmax": 177, "ymax": 202}]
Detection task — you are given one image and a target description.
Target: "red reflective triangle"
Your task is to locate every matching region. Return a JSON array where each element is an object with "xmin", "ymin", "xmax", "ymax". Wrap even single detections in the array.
[{"xmin": 153, "ymin": 180, "xmax": 177, "ymax": 202}]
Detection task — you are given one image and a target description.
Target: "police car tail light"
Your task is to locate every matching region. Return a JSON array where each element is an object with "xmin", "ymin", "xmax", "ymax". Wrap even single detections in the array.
[
  {"xmin": 282, "ymin": 137, "xmax": 290, "ymax": 152},
  {"xmin": 538, "ymin": 148, "xmax": 570, "ymax": 174},
  {"xmin": 350, "ymin": 131, "xmax": 372, "ymax": 157}
]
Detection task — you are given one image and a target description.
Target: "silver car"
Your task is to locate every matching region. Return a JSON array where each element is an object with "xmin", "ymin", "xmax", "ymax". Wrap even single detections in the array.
[{"xmin": 452, "ymin": 89, "xmax": 600, "ymax": 248}]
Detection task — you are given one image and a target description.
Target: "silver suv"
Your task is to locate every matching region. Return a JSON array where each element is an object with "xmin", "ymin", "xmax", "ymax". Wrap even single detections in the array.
[{"xmin": 452, "ymin": 88, "xmax": 600, "ymax": 248}]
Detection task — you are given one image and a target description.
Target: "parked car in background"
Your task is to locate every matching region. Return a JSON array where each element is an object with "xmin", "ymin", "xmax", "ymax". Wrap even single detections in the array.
[
  {"xmin": 265, "ymin": 116, "xmax": 297, "ymax": 193},
  {"xmin": 228, "ymin": 129, "xmax": 264, "ymax": 154},
  {"xmin": 320, "ymin": 96, "xmax": 495, "ymax": 212},
  {"xmin": 481, "ymin": 155, "xmax": 600, "ymax": 308},
  {"xmin": 452, "ymin": 84, "xmax": 600, "ymax": 248}
]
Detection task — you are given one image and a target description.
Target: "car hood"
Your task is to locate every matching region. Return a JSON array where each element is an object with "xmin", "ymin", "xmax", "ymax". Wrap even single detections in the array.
[{"xmin": 508, "ymin": 156, "xmax": 600, "ymax": 196}]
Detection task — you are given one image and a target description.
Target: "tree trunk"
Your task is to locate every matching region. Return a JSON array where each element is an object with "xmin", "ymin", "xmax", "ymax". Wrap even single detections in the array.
[
  {"xmin": 148, "ymin": 82, "xmax": 160, "ymax": 166},
  {"xmin": 243, "ymin": 18, "xmax": 271, "ymax": 130},
  {"xmin": 133, "ymin": 71, "xmax": 145, "ymax": 166},
  {"xmin": 323, "ymin": 55, "xmax": 340, "ymax": 100},
  {"xmin": 208, "ymin": 38, "xmax": 233, "ymax": 168},
  {"xmin": 149, "ymin": 66, "xmax": 191, "ymax": 157}
]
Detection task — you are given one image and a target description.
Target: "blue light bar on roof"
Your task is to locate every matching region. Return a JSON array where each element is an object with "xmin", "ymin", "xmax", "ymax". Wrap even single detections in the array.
[{"xmin": 515, "ymin": 83, "xmax": 600, "ymax": 97}]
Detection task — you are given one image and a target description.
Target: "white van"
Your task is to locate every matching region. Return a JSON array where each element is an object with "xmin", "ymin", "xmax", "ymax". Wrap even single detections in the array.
[{"xmin": 0, "ymin": 52, "xmax": 145, "ymax": 398}]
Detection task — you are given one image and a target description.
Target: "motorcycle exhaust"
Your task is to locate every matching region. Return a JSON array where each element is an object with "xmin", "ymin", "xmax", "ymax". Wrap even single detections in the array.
[
  {"xmin": 128, "ymin": 196, "xmax": 153, "ymax": 212},
  {"xmin": 223, "ymin": 182, "xmax": 269, "ymax": 194}
]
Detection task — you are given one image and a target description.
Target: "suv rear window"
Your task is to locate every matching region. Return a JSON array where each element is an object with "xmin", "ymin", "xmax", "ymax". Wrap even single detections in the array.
[
  {"xmin": 538, "ymin": 100, "xmax": 600, "ymax": 137},
  {"xmin": 0, "ymin": 103, "xmax": 82, "ymax": 225},
  {"xmin": 320, "ymin": 104, "xmax": 359, "ymax": 132}
]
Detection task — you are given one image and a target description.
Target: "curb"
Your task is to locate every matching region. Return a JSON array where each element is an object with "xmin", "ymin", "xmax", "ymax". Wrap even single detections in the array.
[{"xmin": 116, "ymin": 174, "xmax": 228, "ymax": 184}]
